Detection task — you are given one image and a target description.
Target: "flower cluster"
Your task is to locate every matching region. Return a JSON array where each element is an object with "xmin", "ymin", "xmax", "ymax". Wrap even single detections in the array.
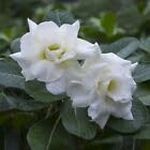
[{"xmin": 10, "ymin": 19, "xmax": 137, "ymax": 128}]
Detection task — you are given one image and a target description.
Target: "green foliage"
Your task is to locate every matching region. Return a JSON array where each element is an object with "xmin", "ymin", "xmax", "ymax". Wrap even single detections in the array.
[
  {"xmin": 0, "ymin": 93, "xmax": 46, "ymax": 112},
  {"xmin": 134, "ymin": 64, "xmax": 150, "ymax": 82},
  {"xmin": 0, "ymin": 1, "xmax": 150, "ymax": 150},
  {"xmin": 27, "ymin": 119, "xmax": 75, "ymax": 150},
  {"xmin": 61, "ymin": 100, "xmax": 97, "ymax": 139},
  {"xmin": 46, "ymin": 11, "xmax": 75, "ymax": 26},
  {"xmin": 25, "ymin": 80, "xmax": 64, "ymax": 103}
]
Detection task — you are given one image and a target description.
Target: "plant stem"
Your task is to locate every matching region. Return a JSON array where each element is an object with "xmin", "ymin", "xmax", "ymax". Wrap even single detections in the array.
[{"xmin": 46, "ymin": 115, "xmax": 61, "ymax": 150}]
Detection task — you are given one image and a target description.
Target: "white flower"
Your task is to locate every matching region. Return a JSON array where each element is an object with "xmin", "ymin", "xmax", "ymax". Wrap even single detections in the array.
[
  {"xmin": 10, "ymin": 19, "xmax": 98, "ymax": 95},
  {"xmin": 67, "ymin": 52, "xmax": 137, "ymax": 128}
]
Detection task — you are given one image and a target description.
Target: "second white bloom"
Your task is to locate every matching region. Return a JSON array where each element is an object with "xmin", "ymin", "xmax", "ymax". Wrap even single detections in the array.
[{"xmin": 67, "ymin": 52, "xmax": 137, "ymax": 128}]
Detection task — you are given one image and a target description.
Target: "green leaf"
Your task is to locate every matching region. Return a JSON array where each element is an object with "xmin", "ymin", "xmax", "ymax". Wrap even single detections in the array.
[
  {"xmin": 0, "ymin": 59, "xmax": 24, "ymax": 89},
  {"xmin": 139, "ymin": 95, "xmax": 150, "ymax": 106},
  {"xmin": 100, "ymin": 12, "xmax": 117, "ymax": 36},
  {"xmin": 117, "ymin": 39, "xmax": 140, "ymax": 58},
  {"xmin": 107, "ymin": 99, "xmax": 148, "ymax": 133},
  {"xmin": 11, "ymin": 38, "xmax": 21, "ymax": 53},
  {"xmin": 140, "ymin": 37, "xmax": 150, "ymax": 53},
  {"xmin": 0, "ymin": 72, "xmax": 25, "ymax": 89},
  {"xmin": 135, "ymin": 82, "xmax": 150, "ymax": 106},
  {"xmin": 46, "ymin": 11, "xmax": 75, "ymax": 26},
  {"xmin": 27, "ymin": 119, "xmax": 74, "ymax": 150},
  {"xmin": 133, "ymin": 63, "xmax": 150, "ymax": 82},
  {"xmin": 127, "ymin": 50, "xmax": 147, "ymax": 63},
  {"xmin": 61, "ymin": 100, "xmax": 97, "ymax": 140},
  {"xmin": 0, "ymin": 59, "xmax": 21, "ymax": 75},
  {"xmin": 25, "ymin": 80, "xmax": 64, "ymax": 103},
  {"xmin": 92, "ymin": 134, "xmax": 123, "ymax": 144},
  {"xmin": 101, "ymin": 37, "xmax": 139, "ymax": 54},
  {"xmin": 134, "ymin": 124, "xmax": 150, "ymax": 139},
  {"xmin": 0, "ymin": 93, "xmax": 46, "ymax": 111},
  {"xmin": 135, "ymin": 82, "xmax": 150, "ymax": 98}
]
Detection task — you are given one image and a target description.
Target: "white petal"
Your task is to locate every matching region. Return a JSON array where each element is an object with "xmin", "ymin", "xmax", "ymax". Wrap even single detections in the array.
[
  {"xmin": 75, "ymin": 40, "xmax": 101, "ymax": 59},
  {"xmin": 10, "ymin": 52, "xmax": 35, "ymax": 80},
  {"xmin": 21, "ymin": 33, "xmax": 42, "ymax": 58},
  {"xmin": 27, "ymin": 18, "xmax": 37, "ymax": 32},
  {"xmin": 60, "ymin": 20, "xmax": 80, "ymax": 38},
  {"xmin": 131, "ymin": 62, "xmax": 138, "ymax": 72},
  {"xmin": 88, "ymin": 100, "xmax": 110, "ymax": 129},
  {"xmin": 21, "ymin": 70, "xmax": 35, "ymax": 81},
  {"xmin": 31, "ymin": 60, "xmax": 63, "ymax": 82},
  {"xmin": 107, "ymin": 76, "xmax": 136, "ymax": 102},
  {"xmin": 73, "ymin": 20, "xmax": 80, "ymax": 32},
  {"xmin": 66, "ymin": 81, "xmax": 93, "ymax": 107},
  {"xmin": 59, "ymin": 50, "xmax": 76, "ymax": 62},
  {"xmin": 110, "ymin": 100, "xmax": 133, "ymax": 120},
  {"xmin": 101, "ymin": 53, "xmax": 131, "ymax": 66},
  {"xmin": 60, "ymin": 21, "xmax": 80, "ymax": 49},
  {"xmin": 10, "ymin": 52, "xmax": 30, "ymax": 68},
  {"xmin": 36, "ymin": 21, "xmax": 60, "ymax": 48},
  {"xmin": 46, "ymin": 77, "xmax": 66, "ymax": 95},
  {"xmin": 88, "ymin": 97, "xmax": 133, "ymax": 128}
]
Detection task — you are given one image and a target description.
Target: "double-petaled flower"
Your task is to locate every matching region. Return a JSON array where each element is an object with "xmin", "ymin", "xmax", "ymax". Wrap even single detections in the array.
[
  {"xmin": 10, "ymin": 19, "xmax": 137, "ymax": 128},
  {"xmin": 10, "ymin": 19, "xmax": 98, "ymax": 95},
  {"xmin": 67, "ymin": 53, "xmax": 137, "ymax": 128}
]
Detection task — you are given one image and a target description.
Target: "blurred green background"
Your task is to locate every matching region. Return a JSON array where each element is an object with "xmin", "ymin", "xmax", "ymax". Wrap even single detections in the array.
[{"xmin": 0, "ymin": 0, "xmax": 150, "ymax": 150}]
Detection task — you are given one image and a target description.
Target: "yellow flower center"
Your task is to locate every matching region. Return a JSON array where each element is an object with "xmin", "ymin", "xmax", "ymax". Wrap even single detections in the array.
[
  {"xmin": 48, "ymin": 44, "xmax": 60, "ymax": 51},
  {"xmin": 39, "ymin": 43, "xmax": 68, "ymax": 62},
  {"xmin": 108, "ymin": 80, "xmax": 117, "ymax": 92},
  {"xmin": 39, "ymin": 50, "xmax": 47, "ymax": 60}
]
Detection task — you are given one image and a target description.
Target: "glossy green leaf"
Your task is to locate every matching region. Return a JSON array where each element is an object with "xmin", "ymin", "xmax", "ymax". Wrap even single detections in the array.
[
  {"xmin": 117, "ymin": 39, "xmax": 140, "ymax": 58},
  {"xmin": 139, "ymin": 95, "xmax": 150, "ymax": 106},
  {"xmin": 0, "ymin": 72, "xmax": 25, "ymax": 89},
  {"xmin": 61, "ymin": 100, "xmax": 97, "ymax": 139},
  {"xmin": 46, "ymin": 11, "xmax": 75, "ymax": 26},
  {"xmin": 101, "ymin": 37, "xmax": 139, "ymax": 54},
  {"xmin": 134, "ymin": 82, "xmax": 150, "ymax": 98},
  {"xmin": 0, "ymin": 59, "xmax": 24, "ymax": 89},
  {"xmin": 0, "ymin": 93, "xmax": 46, "ymax": 111},
  {"xmin": 134, "ymin": 64, "xmax": 150, "ymax": 82},
  {"xmin": 134, "ymin": 124, "xmax": 150, "ymax": 139},
  {"xmin": 27, "ymin": 119, "xmax": 74, "ymax": 150},
  {"xmin": 140, "ymin": 38, "xmax": 150, "ymax": 53},
  {"xmin": 25, "ymin": 80, "xmax": 64, "ymax": 103},
  {"xmin": 0, "ymin": 59, "xmax": 21, "ymax": 75}
]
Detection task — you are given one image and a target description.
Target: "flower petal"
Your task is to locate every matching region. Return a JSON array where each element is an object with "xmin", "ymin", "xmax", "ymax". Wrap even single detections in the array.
[
  {"xmin": 35, "ymin": 21, "xmax": 60, "ymax": 48},
  {"xmin": 10, "ymin": 52, "xmax": 35, "ymax": 80},
  {"xmin": 110, "ymin": 100, "xmax": 133, "ymax": 120},
  {"xmin": 107, "ymin": 76, "xmax": 136, "ymax": 102},
  {"xmin": 131, "ymin": 62, "xmax": 138, "ymax": 72},
  {"xmin": 27, "ymin": 18, "xmax": 37, "ymax": 32},
  {"xmin": 60, "ymin": 20, "xmax": 80, "ymax": 38},
  {"xmin": 76, "ymin": 41, "xmax": 101, "ymax": 59},
  {"xmin": 46, "ymin": 77, "xmax": 66, "ymax": 95},
  {"xmin": 66, "ymin": 81, "xmax": 94, "ymax": 107},
  {"xmin": 60, "ymin": 21, "xmax": 80, "ymax": 49},
  {"xmin": 30, "ymin": 60, "xmax": 63, "ymax": 82},
  {"xmin": 88, "ymin": 100, "xmax": 110, "ymax": 129},
  {"xmin": 101, "ymin": 53, "xmax": 131, "ymax": 66},
  {"xmin": 21, "ymin": 33, "xmax": 42, "ymax": 58},
  {"xmin": 88, "ymin": 97, "xmax": 133, "ymax": 128}
]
